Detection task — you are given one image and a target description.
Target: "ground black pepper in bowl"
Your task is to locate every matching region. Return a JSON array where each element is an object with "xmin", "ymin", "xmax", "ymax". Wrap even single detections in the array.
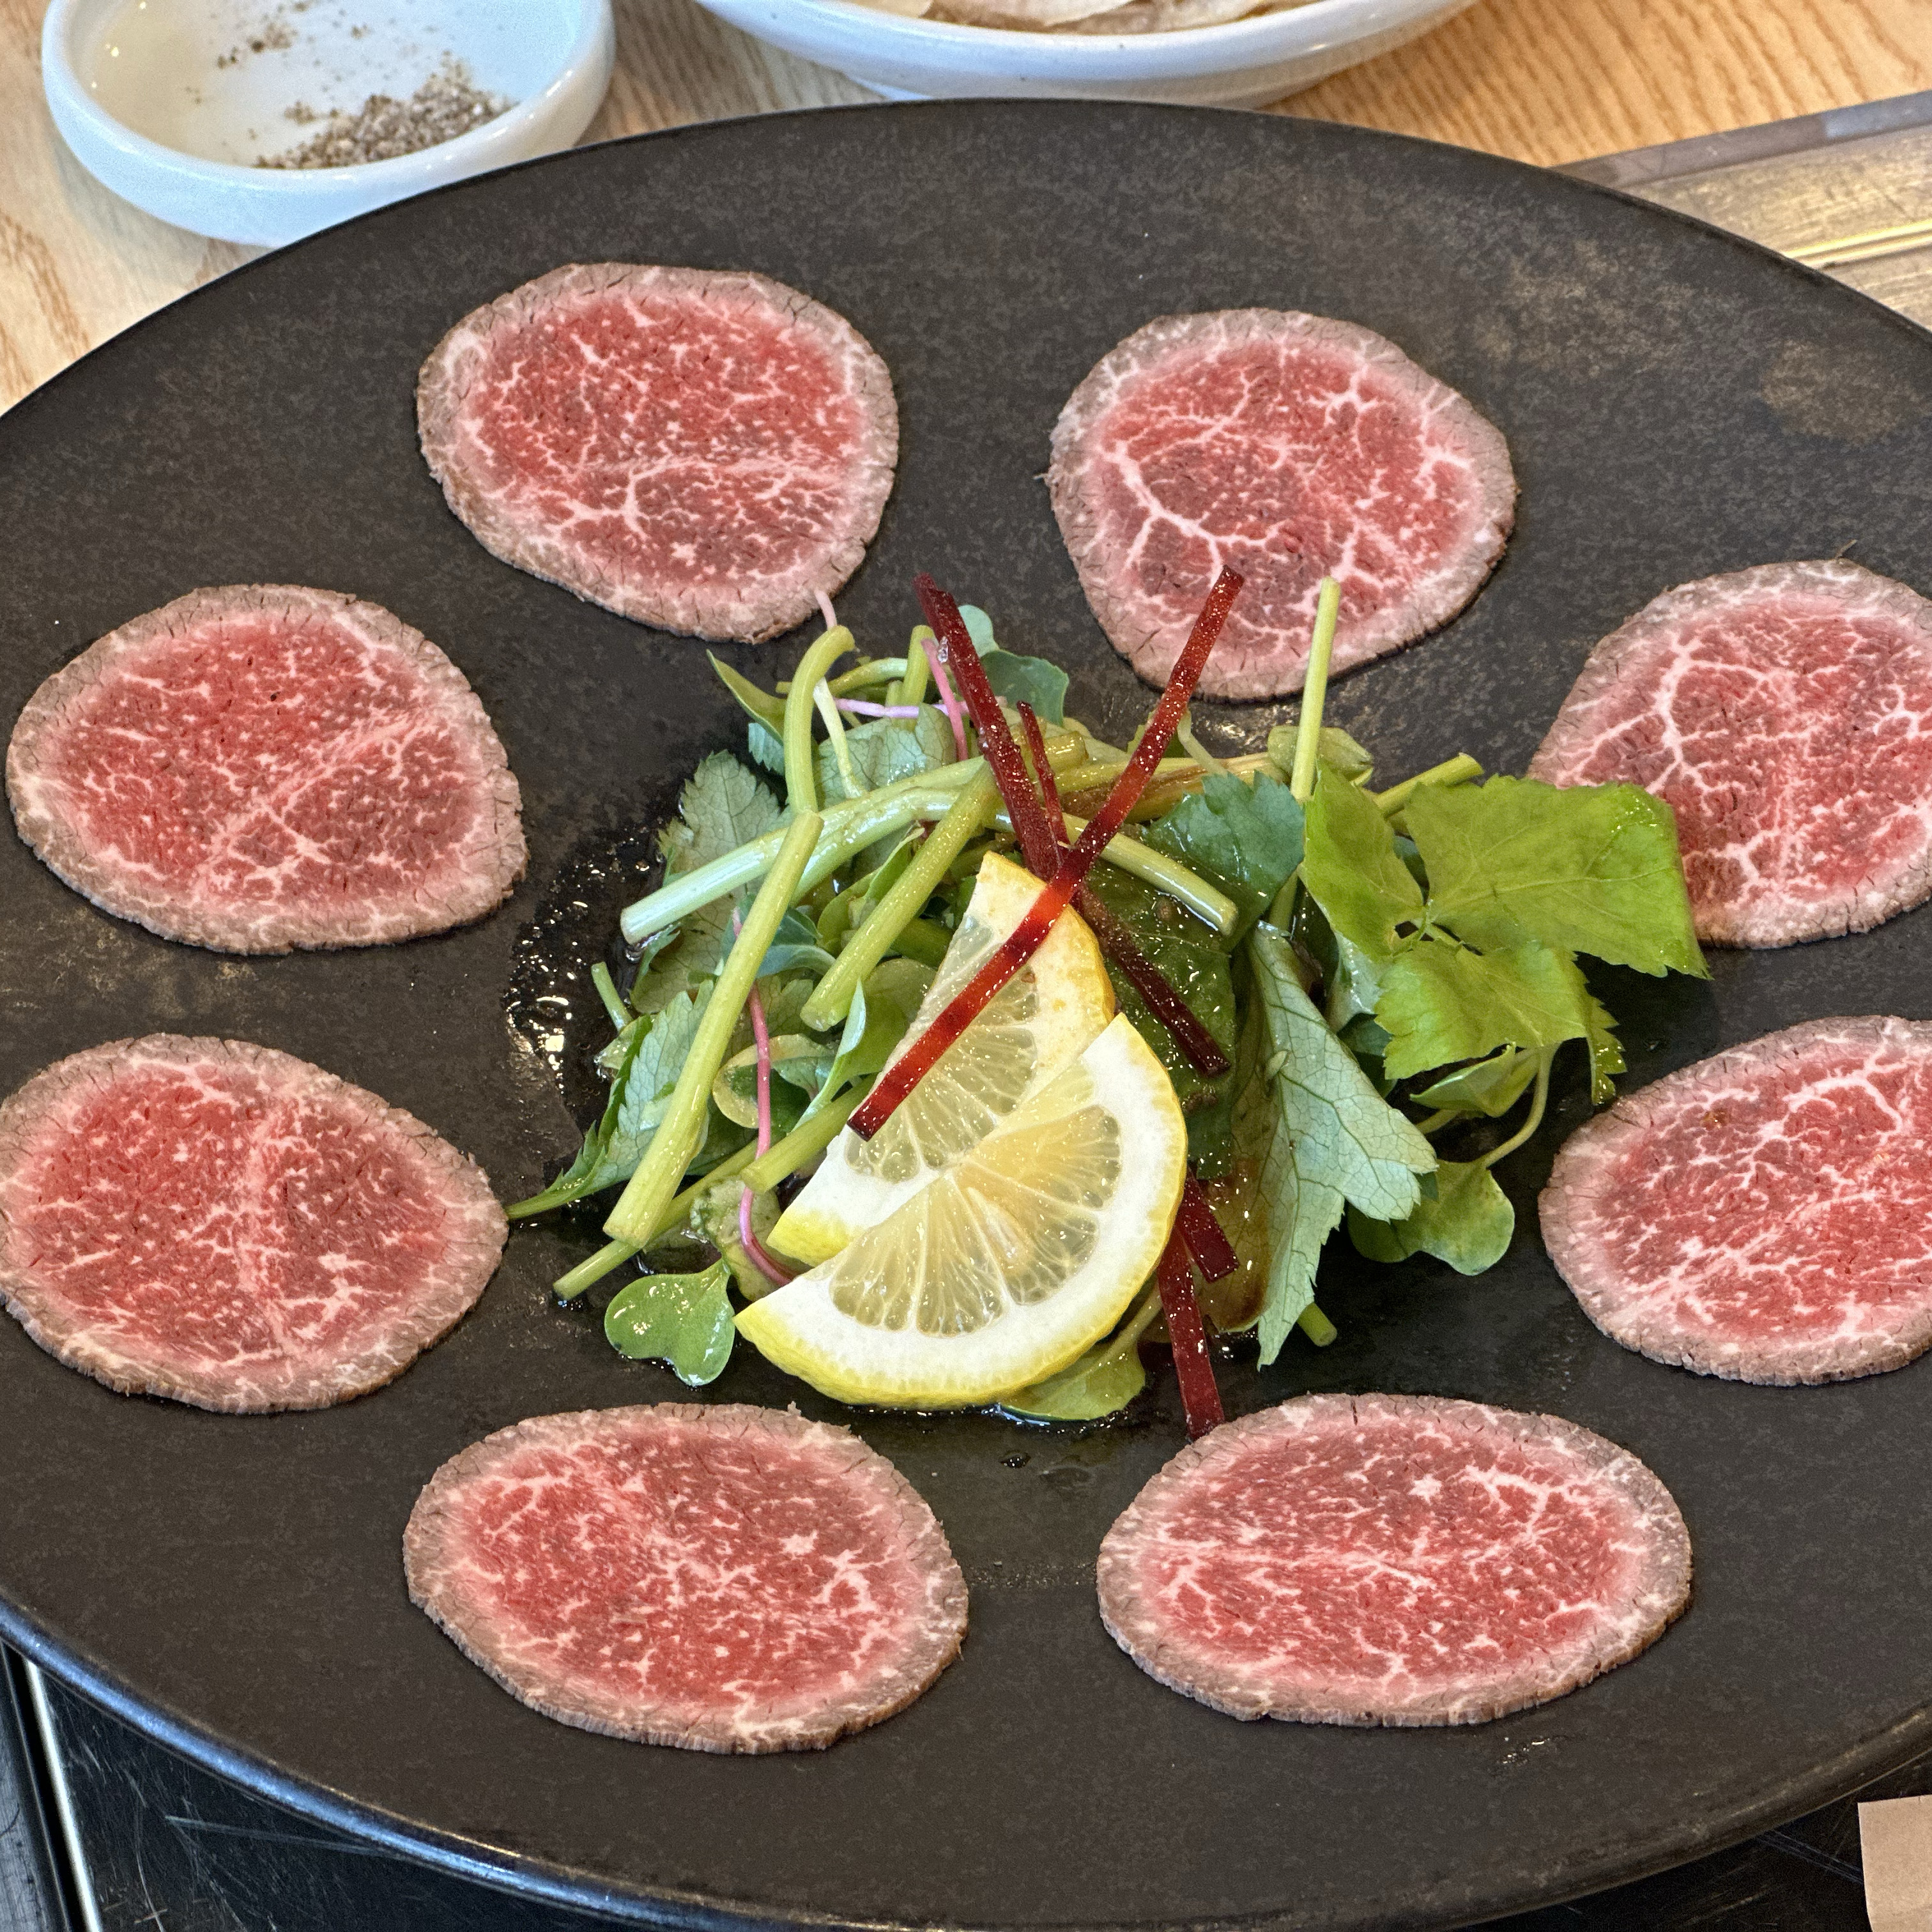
[{"xmin": 257, "ymin": 56, "xmax": 511, "ymax": 168}]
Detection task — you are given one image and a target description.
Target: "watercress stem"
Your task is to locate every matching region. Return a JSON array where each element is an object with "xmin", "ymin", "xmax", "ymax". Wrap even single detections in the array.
[
  {"xmin": 603, "ymin": 813, "xmax": 824, "ymax": 1251},
  {"xmin": 1480, "ymin": 1048, "xmax": 1554, "ymax": 1170},
  {"xmin": 986, "ymin": 803, "xmax": 1238, "ymax": 936},
  {"xmin": 589, "ymin": 962, "xmax": 631, "ymax": 1032},
  {"xmin": 813, "ymin": 680, "xmax": 861, "ymax": 799},
  {"xmin": 740, "ymin": 1083, "xmax": 864, "ymax": 1193},
  {"xmin": 777, "ymin": 659, "xmax": 907, "ymax": 698},
  {"xmin": 1297, "ymin": 1302, "xmax": 1338, "ymax": 1346},
  {"xmin": 801, "ymin": 772, "xmax": 999, "ymax": 1031},
  {"xmin": 1372, "ymin": 753, "xmax": 1483, "ymax": 817},
  {"xmin": 1289, "ymin": 578, "xmax": 1343, "ymax": 805},
  {"xmin": 896, "ymin": 630, "xmax": 933, "ymax": 710},
  {"xmin": 549, "ymin": 1142, "xmax": 763, "ymax": 1300},
  {"xmin": 783, "ymin": 627, "xmax": 854, "ymax": 815}
]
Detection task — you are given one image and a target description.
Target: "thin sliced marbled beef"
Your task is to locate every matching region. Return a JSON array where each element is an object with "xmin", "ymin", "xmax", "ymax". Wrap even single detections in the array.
[
  {"xmin": 417, "ymin": 264, "xmax": 899, "ymax": 643},
  {"xmin": 0, "ymin": 1036, "xmax": 505, "ymax": 1412},
  {"xmin": 6, "ymin": 585, "xmax": 525, "ymax": 954},
  {"xmin": 1528, "ymin": 561, "xmax": 1932, "ymax": 947},
  {"xmin": 1048, "ymin": 310, "xmax": 1515, "ymax": 699},
  {"xmin": 1542, "ymin": 1016, "xmax": 1932, "ymax": 1384},
  {"xmin": 404, "ymin": 1405, "xmax": 967, "ymax": 1752},
  {"xmin": 1098, "ymin": 1395, "xmax": 1689, "ymax": 1727}
]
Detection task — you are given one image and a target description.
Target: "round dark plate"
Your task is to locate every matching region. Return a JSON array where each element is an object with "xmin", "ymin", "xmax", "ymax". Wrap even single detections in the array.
[{"xmin": 2, "ymin": 100, "xmax": 1930, "ymax": 1932}]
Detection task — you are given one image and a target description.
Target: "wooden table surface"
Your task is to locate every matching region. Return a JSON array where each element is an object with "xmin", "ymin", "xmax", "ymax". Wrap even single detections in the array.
[{"xmin": 1, "ymin": 0, "xmax": 1927, "ymax": 413}]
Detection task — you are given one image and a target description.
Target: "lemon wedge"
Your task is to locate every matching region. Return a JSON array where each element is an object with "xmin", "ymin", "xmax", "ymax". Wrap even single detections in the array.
[
  {"xmin": 737, "ymin": 1014, "xmax": 1185, "ymax": 1407},
  {"xmin": 769, "ymin": 852, "xmax": 1114, "ymax": 1268}
]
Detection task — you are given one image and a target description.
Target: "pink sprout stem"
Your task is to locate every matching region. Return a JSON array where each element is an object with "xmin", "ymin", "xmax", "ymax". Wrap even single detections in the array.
[
  {"xmin": 729, "ymin": 906, "xmax": 795, "ymax": 1287},
  {"xmin": 924, "ymin": 643, "xmax": 970, "ymax": 762},
  {"xmin": 816, "ymin": 590, "xmax": 838, "ymax": 632},
  {"xmin": 838, "ymin": 698, "xmax": 923, "ymax": 718}
]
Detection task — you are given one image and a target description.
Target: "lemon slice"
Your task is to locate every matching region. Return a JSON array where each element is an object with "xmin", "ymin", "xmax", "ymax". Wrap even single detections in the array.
[
  {"xmin": 769, "ymin": 852, "xmax": 1114, "ymax": 1267},
  {"xmin": 737, "ymin": 1015, "xmax": 1185, "ymax": 1407}
]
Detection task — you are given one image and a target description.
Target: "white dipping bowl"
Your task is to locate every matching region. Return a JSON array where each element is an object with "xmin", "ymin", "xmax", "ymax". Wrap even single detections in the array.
[
  {"xmin": 692, "ymin": 0, "xmax": 1477, "ymax": 107},
  {"xmin": 42, "ymin": 0, "xmax": 615, "ymax": 249}
]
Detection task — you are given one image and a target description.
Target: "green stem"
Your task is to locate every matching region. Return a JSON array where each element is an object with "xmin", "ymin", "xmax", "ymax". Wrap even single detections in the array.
[
  {"xmin": 891, "ymin": 917, "xmax": 953, "ymax": 968},
  {"xmin": 994, "ymin": 804, "xmax": 1237, "ymax": 937},
  {"xmin": 742, "ymin": 1084, "xmax": 864, "ymax": 1194},
  {"xmin": 589, "ymin": 962, "xmax": 631, "ymax": 1032},
  {"xmin": 778, "ymin": 659, "xmax": 906, "ymax": 697},
  {"xmin": 1414, "ymin": 1107, "xmax": 1464, "ymax": 1137},
  {"xmin": 801, "ymin": 772, "xmax": 998, "ymax": 1031},
  {"xmin": 814, "ymin": 680, "xmax": 861, "ymax": 800},
  {"xmin": 782, "ymin": 627, "xmax": 853, "ymax": 815},
  {"xmin": 618, "ymin": 763, "xmax": 979, "ymax": 946},
  {"xmin": 1372, "ymin": 753, "xmax": 1483, "ymax": 817},
  {"xmin": 1174, "ymin": 710, "xmax": 1228, "ymax": 777},
  {"xmin": 1289, "ymin": 577, "xmax": 1343, "ymax": 805},
  {"xmin": 1110, "ymin": 1282, "xmax": 1166, "ymax": 1356},
  {"xmin": 603, "ymin": 813, "xmax": 823, "ymax": 1251},
  {"xmin": 1297, "ymin": 1301, "xmax": 1338, "ymax": 1347},
  {"xmin": 551, "ymin": 1140, "xmax": 763, "ymax": 1300},
  {"xmin": 896, "ymin": 629, "xmax": 933, "ymax": 709},
  {"xmin": 1480, "ymin": 1048, "xmax": 1554, "ymax": 1170}
]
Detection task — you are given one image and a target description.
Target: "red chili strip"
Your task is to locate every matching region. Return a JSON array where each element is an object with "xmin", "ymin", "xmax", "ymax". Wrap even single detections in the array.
[
  {"xmin": 1176, "ymin": 1175, "xmax": 1239, "ymax": 1282},
  {"xmin": 920, "ymin": 579, "xmax": 1062, "ymax": 877},
  {"xmin": 849, "ymin": 567, "xmax": 1243, "ymax": 1142},
  {"xmin": 1156, "ymin": 1232, "xmax": 1224, "ymax": 1439}
]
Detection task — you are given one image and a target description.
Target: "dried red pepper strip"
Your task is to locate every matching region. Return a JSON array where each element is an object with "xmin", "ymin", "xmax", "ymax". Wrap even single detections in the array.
[
  {"xmin": 921, "ymin": 581, "xmax": 1064, "ymax": 878},
  {"xmin": 848, "ymin": 567, "xmax": 1243, "ymax": 1140},
  {"xmin": 1013, "ymin": 700, "xmax": 1229, "ymax": 1075},
  {"xmin": 1176, "ymin": 1174, "xmax": 1239, "ymax": 1282},
  {"xmin": 1156, "ymin": 1232, "xmax": 1224, "ymax": 1439}
]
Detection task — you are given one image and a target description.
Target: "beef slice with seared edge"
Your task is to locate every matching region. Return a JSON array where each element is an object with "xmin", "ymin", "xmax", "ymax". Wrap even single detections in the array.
[
  {"xmin": 0, "ymin": 1036, "xmax": 505, "ymax": 1413},
  {"xmin": 1098, "ymin": 1393, "xmax": 1689, "ymax": 1726},
  {"xmin": 1529, "ymin": 560, "xmax": 1932, "ymax": 948},
  {"xmin": 1048, "ymin": 309, "xmax": 1515, "ymax": 700},
  {"xmin": 1542, "ymin": 1015, "xmax": 1932, "ymax": 1384},
  {"xmin": 404, "ymin": 1404, "xmax": 967, "ymax": 1752},
  {"xmin": 6, "ymin": 585, "xmax": 525, "ymax": 955},
  {"xmin": 417, "ymin": 263, "xmax": 899, "ymax": 645}
]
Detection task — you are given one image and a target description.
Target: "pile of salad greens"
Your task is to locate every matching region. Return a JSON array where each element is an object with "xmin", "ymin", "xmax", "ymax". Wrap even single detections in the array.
[{"xmin": 508, "ymin": 589, "xmax": 1706, "ymax": 1421}]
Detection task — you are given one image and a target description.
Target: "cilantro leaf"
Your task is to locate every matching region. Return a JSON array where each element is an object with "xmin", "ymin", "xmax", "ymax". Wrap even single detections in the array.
[
  {"xmin": 1142, "ymin": 772, "xmax": 1305, "ymax": 937},
  {"xmin": 604, "ymin": 1260, "xmax": 736, "ymax": 1384},
  {"xmin": 1300, "ymin": 765, "xmax": 1423, "ymax": 963},
  {"xmin": 1243, "ymin": 925, "xmax": 1435, "ymax": 1361},
  {"xmin": 1347, "ymin": 1160, "xmax": 1515, "ymax": 1274},
  {"xmin": 1406, "ymin": 776, "xmax": 1707, "ymax": 977}
]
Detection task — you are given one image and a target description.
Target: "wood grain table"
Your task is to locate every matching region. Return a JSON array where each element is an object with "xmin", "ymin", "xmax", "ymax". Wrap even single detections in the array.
[{"xmin": 3, "ymin": 0, "xmax": 1929, "ymax": 415}]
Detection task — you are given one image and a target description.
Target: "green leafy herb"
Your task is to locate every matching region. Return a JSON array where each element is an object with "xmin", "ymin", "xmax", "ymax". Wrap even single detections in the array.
[
  {"xmin": 603, "ymin": 1259, "xmax": 736, "ymax": 1384},
  {"xmin": 957, "ymin": 604, "xmax": 1070, "ymax": 724},
  {"xmin": 1413, "ymin": 1046, "xmax": 1540, "ymax": 1117},
  {"xmin": 1404, "ymin": 777, "xmax": 1707, "ymax": 977},
  {"xmin": 747, "ymin": 718, "xmax": 786, "ymax": 774},
  {"xmin": 1375, "ymin": 936, "xmax": 1598, "ymax": 1081},
  {"xmin": 1300, "ymin": 766, "xmax": 1425, "ymax": 963},
  {"xmin": 816, "ymin": 710, "xmax": 953, "ymax": 803},
  {"xmin": 708, "ymin": 654, "xmax": 786, "ymax": 729},
  {"xmin": 1347, "ymin": 1160, "xmax": 1514, "ymax": 1275},
  {"xmin": 1241, "ymin": 925, "xmax": 1434, "ymax": 1361},
  {"xmin": 997, "ymin": 1291, "xmax": 1158, "ymax": 1422},
  {"xmin": 1142, "ymin": 772, "xmax": 1305, "ymax": 937},
  {"xmin": 756, "ymin": 906, "xmax": 836, "ymax": 981},
  {"xmin": 690, "ymin": 1177, "xmax": 788, "ymax": 1302},
  {"xmin": 1266, "ymin": 723, "xmax": 1372, "ymax": 784}
]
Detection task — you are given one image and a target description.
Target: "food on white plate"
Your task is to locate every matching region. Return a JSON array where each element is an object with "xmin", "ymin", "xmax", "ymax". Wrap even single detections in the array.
[
  {"xmin": 1529, "ymin": 560, "xmax": 1932, "ymax": 948},
  {"xmin": 1542, "ymin": 1015, "xmax": 1932, "ymax": 1385},
  {"xmin": 516, "ymin": 567, "xmax": 1707, "ymax": 1432},
  {"xmin": 403, "ymin": 1404, "xmax": 967, "ymax": 1752},
  {"xmin": 6, "ymin": 585, "xmax": 525, "ymax": 954},
  {"xmin": 1097, "ymin": 1394, "xmax": 1692, "ymax": 1726},
  {"xmin": 0, "ymin": 1036, "xmax": 505, "ymax": 1412},
  {"xmin": 738, "ymin": 1012, "xmax": 1186, "ymax": 1406},
  {"xmin": 417, "ymin": 264, "xmax": 899, "ymax": 644},
  {"xmin": 1048, "ymin": 310, "xmax": 1515, "ymax": 699},
  {"xmin": 770, "ymin": 849, "xmax": 1114, "ymax": 1267}
]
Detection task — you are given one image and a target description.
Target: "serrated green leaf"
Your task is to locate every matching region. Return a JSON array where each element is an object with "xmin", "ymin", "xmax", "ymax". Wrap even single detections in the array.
[
  {"xmin": 1142, "ymin": 772, "xmax": 1305, "ymax": 936},
  {"xmin": 747, "ymin": 718, "xmax": 786, "ymax": 774},
  {"xmin": 1347, "ymin": 1160, "xmax": 1515, "ymax": 1275},
  {"xmin": 1406, "ymin": 776, "xmax": 1707, "ymax": 977},
  {"xmin": 1300, "ymin": 765, "xmax": 1425, "ymax": 964},
  {"xmin": 604, "ymin": 1260, "xmax": 736, "ymax": 1383},
  {"xmin": 1376, "ymin": 936, "xmax": 1593, "ymax": 1081},
  {"xmin": 958, "ymin": 604, "xmax": 1070, "ymax": 724},
  {"xmin": 1242, "ymin": 925, "xmax": 1435, "ymax": 1362}
]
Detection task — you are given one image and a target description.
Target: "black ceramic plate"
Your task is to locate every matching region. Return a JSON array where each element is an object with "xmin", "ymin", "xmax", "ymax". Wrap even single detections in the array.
[{"xmin": 2, "ymin": 100, "xmax": 1931, "ymax": 1932}]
